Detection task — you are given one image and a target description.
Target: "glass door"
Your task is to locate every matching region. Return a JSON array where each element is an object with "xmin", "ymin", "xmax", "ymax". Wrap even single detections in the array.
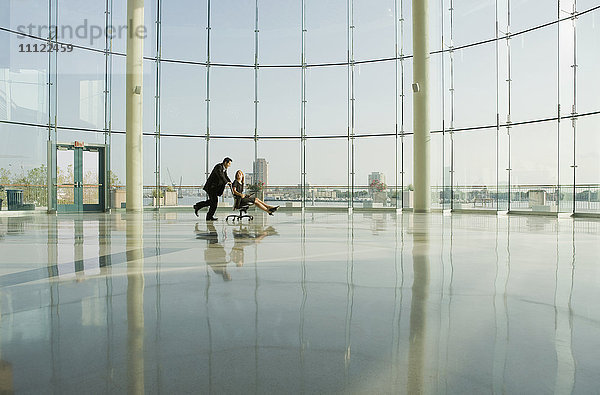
[
  {"xmin": 57, "ymin": 144, "xmax": 105, "ymax": 213},
  {"xmin": 82, "ymin": 148, "xmax": 103, "ymax": 212},
  {"xmin": 57, "ymin": 146, "xmax": 79, "ymax": 212}
]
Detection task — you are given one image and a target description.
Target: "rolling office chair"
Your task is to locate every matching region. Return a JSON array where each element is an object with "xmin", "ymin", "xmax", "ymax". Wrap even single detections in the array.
[{"xmin": 226, "ymin": 185, "xmax": 254, "ymax": 222}]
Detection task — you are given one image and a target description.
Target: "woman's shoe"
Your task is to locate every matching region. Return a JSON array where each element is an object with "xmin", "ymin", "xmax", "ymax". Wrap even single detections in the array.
[{"xmin": 268, "ymin": 205, "xmax": 279, "ymax": 214}]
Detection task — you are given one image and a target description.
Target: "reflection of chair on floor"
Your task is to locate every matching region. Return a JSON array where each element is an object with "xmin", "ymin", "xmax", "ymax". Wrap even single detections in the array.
[{"xmin": 226, "ymin": 186, "xmax": 254, "ymax": 222}]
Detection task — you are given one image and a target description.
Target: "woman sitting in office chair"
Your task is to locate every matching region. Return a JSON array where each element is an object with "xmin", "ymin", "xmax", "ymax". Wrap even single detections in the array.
[{"xmin": 232, "ymin": 170, "xmax": 279, "ymax": 215}]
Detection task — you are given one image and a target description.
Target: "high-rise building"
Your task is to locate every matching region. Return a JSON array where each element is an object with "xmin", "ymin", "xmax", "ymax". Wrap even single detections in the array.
[{"xmin": 253, "ymin": 158, "xmax": 268, "ymax": 186}]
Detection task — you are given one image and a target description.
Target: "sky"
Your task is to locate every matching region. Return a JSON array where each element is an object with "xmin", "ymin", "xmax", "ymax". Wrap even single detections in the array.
[{"xmin": 1, "ymin": 0, "xmax": 599, "ymax": 188}]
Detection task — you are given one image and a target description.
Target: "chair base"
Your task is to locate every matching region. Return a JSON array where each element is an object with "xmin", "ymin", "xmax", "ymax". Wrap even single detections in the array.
[{"xmin": 226, "ymin": 206, "xmax": 254, "ymax": 222}]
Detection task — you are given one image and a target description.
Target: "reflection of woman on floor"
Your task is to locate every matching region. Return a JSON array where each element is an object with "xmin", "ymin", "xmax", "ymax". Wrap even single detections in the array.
[
  {"xmin": 230, "ymin": 225, "xmax": 277, "ymax": 267},
  {"xmin": 231, "ymin": 170, "xmax": 279, "ymax": 215}
]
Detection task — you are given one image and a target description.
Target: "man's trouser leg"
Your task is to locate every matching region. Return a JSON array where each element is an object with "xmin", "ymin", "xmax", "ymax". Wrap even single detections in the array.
[{"xmin": 206, "ymin": 193, "xmax": 219, "ymax": 219}]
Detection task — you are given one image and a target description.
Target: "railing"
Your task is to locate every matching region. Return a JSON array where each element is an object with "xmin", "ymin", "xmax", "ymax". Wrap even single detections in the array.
[
  {"xmin": 3, "ymin": 183, "xmax": 599, "ymax": 213},
  {"xmin": 0, "ymin": 184, "xmax": 47, "ymax": 209}
]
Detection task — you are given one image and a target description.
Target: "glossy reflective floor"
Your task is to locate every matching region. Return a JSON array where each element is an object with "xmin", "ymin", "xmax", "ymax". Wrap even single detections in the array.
[{"xmin": 0, "ymin": 211, "xmax": 599, "ymax": 393}]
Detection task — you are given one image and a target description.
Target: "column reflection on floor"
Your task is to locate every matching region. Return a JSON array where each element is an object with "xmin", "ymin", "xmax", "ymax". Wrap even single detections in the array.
[{"xmin": 126, "ymin": 213, "xmax": 144, "ymax": 394}]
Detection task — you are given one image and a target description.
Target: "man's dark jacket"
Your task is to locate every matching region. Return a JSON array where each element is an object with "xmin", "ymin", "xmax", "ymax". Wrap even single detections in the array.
[{"xmin": 203, "ymin": 163, "xmax": 231, "ymax": 196}]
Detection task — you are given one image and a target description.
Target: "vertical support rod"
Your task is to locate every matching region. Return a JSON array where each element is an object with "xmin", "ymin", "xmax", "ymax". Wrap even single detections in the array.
[
  {"xmin": 557, "ymin": 0, "xmax": 561, "ymax": 212},
  {"xmin": 155, "ymin": 0, "xmax": 162, "ymax": 208},
  {"xmin": 400, "ymin": 0, "xmax": 405, "ymax": 208},
  {"xmin": 125, "ymin": 0, "xmax": 145, "ymax": 212},
  {"xmin": 506, "ymin": 0, "xmax": 513, "ymax": 211},
  {"xmin": 104, "ymin": 0, "xmax": 113, "ymax": 197},
  {"xmin": 347, "ymin": 0, "xmax": 355, "ymax": 210},
  {"xmin": 205, "ymin": 0, "xmax": 212, "ymax": 182},
  {"xmin": 495, "ymin": 0, "xmax": 500, "ymax": 211},
  {"xmin": 394, "ymin": 0, "xmax": 399, "ymax": 209},
  {"xmin": 449, "ymin": 0, "xmax": 455, "ymax": 210},
  {"xmin": 254, "ymin": 0, "xmax": 259, "ymax": 168},
  {"xmin": 440, "ymin": 0, "xmax": 446, "ymax": 211},
  {"xmin": 47, "ymin": 0, "xmax": 59, "ymax": 213},
  {"xmin": 571, "ymin": 0, "xmax": 578, "ymax": 214},
  {"xmin": 301, "ymin": 0, "xmax": 307, "ymax": 210},
  {"xmin": 412, "ymin": 0, "xmax": 431, "ymax": 212}
]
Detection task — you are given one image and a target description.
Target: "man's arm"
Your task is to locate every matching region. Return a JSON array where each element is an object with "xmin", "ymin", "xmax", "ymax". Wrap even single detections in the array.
[{"xmin": 216, "ymin": 164, "xmax": 231, "ymax": 185}]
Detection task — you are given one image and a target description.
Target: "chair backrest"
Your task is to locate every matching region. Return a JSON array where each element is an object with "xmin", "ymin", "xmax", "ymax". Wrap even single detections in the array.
[{"xmin": 230, "ymin": 183, "xmax": 249, "ymax": 210}]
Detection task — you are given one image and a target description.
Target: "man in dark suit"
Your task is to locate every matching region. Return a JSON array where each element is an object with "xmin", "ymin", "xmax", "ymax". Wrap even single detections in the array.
[{"xmin": 194, "ymin": 157, "xmax": 232, "ymax": 220}]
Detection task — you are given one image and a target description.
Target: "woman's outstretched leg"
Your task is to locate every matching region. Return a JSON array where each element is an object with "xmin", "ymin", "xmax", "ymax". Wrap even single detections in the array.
[
  {"xmin": 254, "ymin": 200, "xmax": 271, "ymax": 213},
  {"xmin": 255, "ymin": 198, "xmax": 274, "ymax": 210}
]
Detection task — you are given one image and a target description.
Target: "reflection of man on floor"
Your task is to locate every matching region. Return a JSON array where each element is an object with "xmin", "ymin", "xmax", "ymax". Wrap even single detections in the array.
[{"xmin": 195, "ymin": 222, "xmax": 230, "ymax": 281}]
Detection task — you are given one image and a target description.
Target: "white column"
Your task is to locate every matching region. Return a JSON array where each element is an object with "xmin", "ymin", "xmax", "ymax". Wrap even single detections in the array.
[
  {"xmin": 412, "ymin": 0, "xmax": 431, "ymax": 213},
  {"xmin": 126, "ymin": 0, "xmax": 144, "ymax": 212}
]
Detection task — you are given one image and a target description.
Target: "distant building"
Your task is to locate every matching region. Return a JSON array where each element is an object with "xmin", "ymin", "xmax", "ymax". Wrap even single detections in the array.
[
  {"xmin": 368, "ymin": 172, "xmax": 386, "ymax": 187},
  {"xmin": 253, "ymin": 158, "xmax": 268, "ymax": 186},
  {"xmin": 246, "ymin": 172, "xmax": 255, "ymax": 185}
]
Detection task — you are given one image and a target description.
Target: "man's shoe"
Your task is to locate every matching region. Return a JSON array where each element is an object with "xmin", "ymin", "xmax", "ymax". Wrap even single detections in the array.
[
  {"xmin": 194, "ymin": 204, "xmax": 200, "ymax": 217},
  {"xmin": 206, "ymin": 217, "xmax": 218, "ymax": 221}
]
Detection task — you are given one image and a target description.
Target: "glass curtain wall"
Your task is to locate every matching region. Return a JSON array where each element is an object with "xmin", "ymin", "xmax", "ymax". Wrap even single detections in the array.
[{"xmin": 1, "ymin": 0, "xmax": 599, "ymax": 213}]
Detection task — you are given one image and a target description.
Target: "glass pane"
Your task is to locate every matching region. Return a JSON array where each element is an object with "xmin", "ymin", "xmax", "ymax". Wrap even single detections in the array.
[
  {"xmin": 453, "ymin": 0, "xmax": 496, "ymax": 46},
  {"xmin": 355, "ymin": 62, "xmax": 395, "ymax": 134},
  {"xmin": 160, "ymin": 136, "xmax": 206, "ymax": 207},
  {"xmin": 305, "ymin": 138, "xmax": 348, "ymax": 207},
  {"xmin": 558, "ymin": 17, "xmax": 574, "ymax": 119},
  {"xmin": 511, "ymin": 0, "xmax": 557, "ymax": 33},
  {"xmin": 257, "ymin": 139, "xmax": 301, "ymax": 204},
  {"xmin": 161, "ymin": 62, "xmax": 207, "ymax": 135},
  {"xmin": 0, "ymin": 123, "xmax": 47, "ymax": 208},
  {"xmin": 4, "ymin": 0, "xmax": 47, "ymax": 29},
  {"xmin": 453, "ymin": 129, "xmax": 498, "ymax": 210},
  {"xmin": 354, "ymin": 0, "xmax": 395, "ymax": 61},
  {"xmin": 510, "ymin": 122, "xmax": 558, "ymax": 212},
  {"xmin": 558, "ymin": 121, "xmax": 574, "ymax": 213},
  {"xmin": 211, "ymin": 0, "xmax": 255, "ymax": 64},
  {"xmin": 306, "ymin": 0, "xmax": 347, "ymax": 64},
  {"xmin": 210, "ymin": 67, "xmax": 254, "ymax": 136},
  {"xmin": 577, "ymin": 11, "xmax": 600, "ymax": 115},
  {"xmin": 576, "ymin": 115, "xmax": 600, "ymax": 213},
  {"xmin": 57, "ymin": 148, "xmax": 75, "ymax": 205},
  {"xmin": 429, "ymin": 54, "xmax": 444, "ymax": 132},
  {"xmin": 258, "ymin": 69, "xmax": 301, "ymax": 136},
  {"xmin": 0, "ymin": 29, "xmax": 48, "ymax": 124},
  {"xmin": 58, "ymin": 0, "xmax": 106, "ymax": 50},
  {"xmin": 111, "ymin": 58, "xmax": 156, "ymax": 133},
  {"xmin": 511, "ymin": 26, "xmax": 558, "ymax": 123},
  {"xmin": 143, "ymin": 135, "xmax": 157, "ymax": 206},
  {"xmin": 354, "ymin": 136, "xmax": 397, "ymax": 208},
  {"xmin": 401, "ymin": 59, "xmax": 414, "ymax": 134},
  {"xmin": 83, "ymin": 150, "xmax": 99, "ymax": 205},
  {"xmin": 305, "ymin": 66, "xmax": 347, "ymax": 136},
  {"xmin": 162, "ymin": 0, "xmax": 208, "ymax": 62},
  {"xmin": 401, "ymin": 0, "xmax": 413, "ymax": 56},
  {"xmin": 579, "ymin": 0, "xmax": 600, "ymax": 10},
  {"xmin": 430, "ymin": 132, "xmax": 446, "ymax": 209},
  {"xmin": 109, "ymin": 134, "xmax": 126, "ymax": 208},
  {"xmin": 401, "ymin": 134, "xmax": 413, "ymax": 207},
  {"xmin": 57, "ymin": 48, "xmax": 105, "ymax": 130},
  {"xmin": 259, "ymin": 0, "xmax": 302, "ymax": 65},
  {"xmin": 454, "ymin": 42, "xmax": 497, "ymax": 129}
]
